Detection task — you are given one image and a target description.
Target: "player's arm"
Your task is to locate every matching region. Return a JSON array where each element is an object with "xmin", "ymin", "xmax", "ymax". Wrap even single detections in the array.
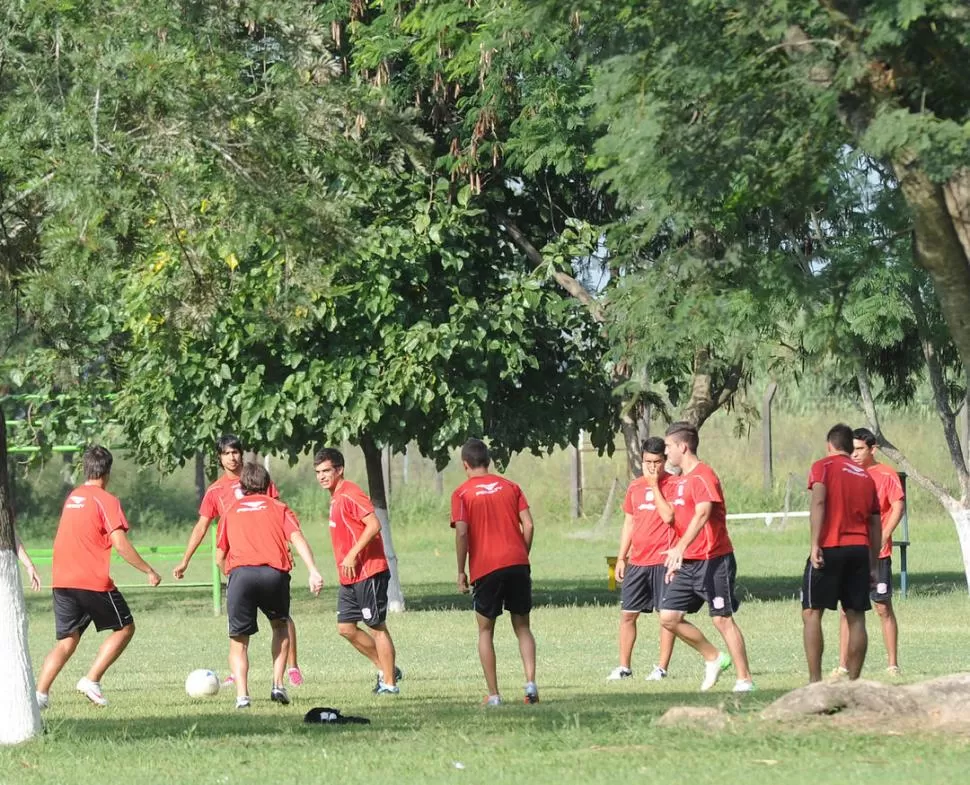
[
  {"xmin": 455, "ymin": 520, "xmax": 470, "ymax": 593},
  {"xmin": 338, "ymin": 511, "xmax": 381, "ymax": 580},
  {"xmin": 664, "ymin": 501, "xmax": 712, "ymax": 575},
  {"xmin": 15, "ymin": 534, "xmax": 41, "ymax": 591},
  {"xmin": 615, "ymin": 513, "xmax": 634, "ymax": 581},
  {"xmin": 807, "ymin": 482, "xmax": 826, "ymax": 568},
  {"xmin": 519, "ymin": 508, "xmax": 534, "ymax": 554},
  {"xmin": 288, "ymin": 530, "xmax": 324, "ymax": 595},
  {"xmin": 653, "ymin": 486, "xmax": 675, "ymax": 525},
  {"xmin": 173, "ymin": 514, "xmax": 214, "ymax": 579},
  {"xmin": 868, "ymin": 512, "xmax": 881, "ymax": 573},
  {"xmin": 109, "ymin": 529, "xmax": 162, "ymax": 586},
  {"xmin": 882, "ymin": 499, "xmax": 905, "ymax": 548}
]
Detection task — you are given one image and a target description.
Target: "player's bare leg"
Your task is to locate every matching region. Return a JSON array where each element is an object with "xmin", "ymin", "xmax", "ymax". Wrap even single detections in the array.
[
  {"xmin": 837, "ymin": 609, "xmax": 849, "ymax": 671},
  {"xmin": 270, "ymin": 619, "xmax": 289, "ymax": 688},
  {"xmin": 476, "ymin": 613, "xmax": 499, "ymax": 697},
  {"xmin": 874, "ymin": 600, "xmax": 898, "ymax": 670},
  {"xmin": 36, "ymin": 632, "xmax": 80, "ymax": 694},
  {"xmin": 85, "ymin": 624, "xmax": 135, "ymax": 683},
  {"xmin": 286, "ymin": 618, "xmax": 299, "ymax": 668},
  {"xmin": 659, "ymin": 611, "xmax": 718, "ymax": 660},
  {"xmin": 658, "ymin": 624, "xmax": 675, "ymax": 671},
  {"xmin": 618, "ymin": 611, "xmax": 638, "ymax": 670},
  {"xmin": 802, "ymin": 608, "xmax": 825, "ymax": 682},
  {"xmin": 510, "ymin": 613, "xmax": 536, "ymax": 684},
  {"xmin": 229, "ymin": 635, "xmax": 251, "ymax": 700},
  {"xmin": 370, "ymin": 624, "xmax": 397, "ymax": 687},
  {"xmin": 711, "ymin": 615, "xmax": 751, "ymax": 681},
  {"xmin": 844, "ymin": 609, "xmax": 868, "ymax": 679},
  {"xmin": 338, "ymin": 622, "xmax": 382, "ymax": 669}
]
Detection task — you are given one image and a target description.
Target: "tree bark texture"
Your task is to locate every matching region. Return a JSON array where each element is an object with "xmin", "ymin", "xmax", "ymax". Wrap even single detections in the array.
[
  {"xmin": 360, "ymin": 434, "xmax": 405, "ymax": 612},
  {"xmin": 0, "ymin": 406, "xmax": 43, "ymax": 744}
]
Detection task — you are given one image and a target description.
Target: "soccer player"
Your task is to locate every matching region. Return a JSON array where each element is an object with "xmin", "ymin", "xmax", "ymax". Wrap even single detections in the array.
[
  {"xmin": 34, "ymin": 446, "xmax": 162, "ymax": 709},
  {"xmin": 802, "ymin": 423, "xmax": 881, "ymax": 682},
  {"xmin": 834, "ymin": 427, "xmax": 905, "ymax": 675},
  {"xmin": 608, "ymin": 437, "xmax": 677, "ymax": 682},
  {"xmin": 216, "ymin": 462, "xmax": 323, "ymax": 709},
  {"xmin": 451, "ymin": 438, "xmax": 538, "ymax": 706},
  {"xmin": 313, "ymin": 448, "xmax": 400, "ymax": 694},
  {"xmin": 173, "ymin": 434, "xmax": 304, "ymax": 687},
  {"xmin": 659, "ymin": 422, "xmax": 754, "ymax": 692}
]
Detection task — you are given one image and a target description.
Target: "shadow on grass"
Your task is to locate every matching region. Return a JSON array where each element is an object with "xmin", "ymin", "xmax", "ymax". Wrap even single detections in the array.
[{"xmin": 40, "ymin": 688, "xmax": 790, "ymax": 743}]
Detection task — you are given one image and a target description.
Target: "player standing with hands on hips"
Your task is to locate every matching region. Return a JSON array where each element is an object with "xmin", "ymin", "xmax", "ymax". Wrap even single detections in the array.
[{"xmin": 452, "ymin": 438, "xmax": 538, "ymax": 706}]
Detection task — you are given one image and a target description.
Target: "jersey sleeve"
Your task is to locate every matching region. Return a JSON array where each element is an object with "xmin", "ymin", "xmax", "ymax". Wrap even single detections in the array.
[
  {"xmin": 349, "ymin": 488, "xmax": 375, "ymax": 518},
  {"xmin": 100, "ymin": 495, "xmax": 130, "ymax": 535},
  {"xmin": 621, "ymin": 485, "xmax": 636, "ymax": 515},
  {"xmin": 807, "ymin": 460, "xmax": 826, "ymax": 490},
  {"xmin": 199, "ymin": 487, "xmax": 219, "ymax": 519},
  {"xmin": 450, "ymin": 489, "xmax": 465, "ymax": 527},
  {"xmin": 267, "ymin": 482, "xmax": 280, "ymax": 500},
  {"xmin": 280, "ymin": 503, "xmax": 301, "ymax": 537},
  {"xmin": 516, "ymin": 485, "xmax": 529, "ymax": 513},
  {"xmin": 884, "ymin": 472, "xmax": 905, "ymax": 505},
  {"xmin": 691, "ymin": 468, "xmax": 723, "ymax": 505}
]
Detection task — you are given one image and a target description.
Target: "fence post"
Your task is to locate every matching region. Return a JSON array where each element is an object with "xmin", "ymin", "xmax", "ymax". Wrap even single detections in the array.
[
  {"xmin": 569, "ymin": 437, "xmax": 583, "ymax": 519},
  {"xmin": 762, "ymin": 382, "xmax": 778, "ymax": 494},
  {"xmin": 210, "ymin": 526, "xmax": 221, "ymax": 615},
  {"xmin": 381, "ymin": 445, "xmax": 392, "ymax": 507},
  {"xmin": 898, "ymin": 471, "xmax": 910, "ymax": 598}
]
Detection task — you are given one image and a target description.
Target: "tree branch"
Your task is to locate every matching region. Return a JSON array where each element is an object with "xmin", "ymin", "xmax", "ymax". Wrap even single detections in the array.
[
  {"xmin": 499, "ymin": 217, "xmax": 605, "ymax": 323},
  {"xmin": 856, "ymin": 365, "xmax": 958, "ymax": 506}
]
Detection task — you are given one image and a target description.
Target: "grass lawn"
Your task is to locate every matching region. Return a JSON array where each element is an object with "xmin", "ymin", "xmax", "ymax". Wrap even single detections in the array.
[{"xmin": 6, "ymin": 511, "xmax": 970, "ymax": 785}]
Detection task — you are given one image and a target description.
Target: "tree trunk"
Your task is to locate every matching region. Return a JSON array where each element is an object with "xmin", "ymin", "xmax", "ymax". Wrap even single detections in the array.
[
  {"xmin": 893, "ymin": 156, "xmax": 970, "ymax": 373},
  {"xmin": 360, "ymin": 434, "xmax": 405, "ymax": 612},
  {"xmin": 0, "ymin": 406, "xmax": 43, "ymax": 744}
]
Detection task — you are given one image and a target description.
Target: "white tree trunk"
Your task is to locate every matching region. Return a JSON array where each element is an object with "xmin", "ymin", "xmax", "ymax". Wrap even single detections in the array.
[
  {"xmin": 374, "ymin": 506, "xmax": 405, "ymax": 612},
  {"xmin": 945, "ymin": 502, "xmax": 970, "ymax": 595},
  {"xmin": 0, "ymin": 550, "xmax": 42, "ymax": 744}
]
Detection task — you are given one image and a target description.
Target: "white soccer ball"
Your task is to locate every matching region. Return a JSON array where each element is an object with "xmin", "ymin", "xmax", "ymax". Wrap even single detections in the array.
[{"xmin": 185, "ymin": 669, "xmax": 220, "ymax": 698}]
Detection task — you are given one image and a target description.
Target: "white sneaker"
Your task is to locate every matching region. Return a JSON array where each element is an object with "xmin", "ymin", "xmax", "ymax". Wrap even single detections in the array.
[
  {"xmin": 607, "ymin": 666, "xmax": 633, "ymax": 681},
  {"xmin": 235, "ymin": 696, "xmax": 251, "ymax": 709},
  {"xmin": 732, "ymin": 679, "xmax": 755, "ymax": 692},
  {"xmin": 483, "ymin": 694, "xmax": 501, "ymax": 707},
  {"xmin": 76, "ymin": 677, "xmax": 108, "ymax": 707},
  {"xmin": 36, "ymin": 691, "xmax": 49, "ymax": 710},
  {"xmin": 700, "ymin": 652, "xmax": 731, "ymax": 692},
  {"xmin": 645, "ymin": 666, "xmax": 667, "ymax": 681}
]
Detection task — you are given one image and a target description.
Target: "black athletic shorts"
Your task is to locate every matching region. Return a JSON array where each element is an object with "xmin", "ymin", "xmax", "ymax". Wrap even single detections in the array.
[
  {"xmin": 226, "ymin": 565, "xmax": 291, "ymax": 637},
  {"xmin": 337, "ymin": 570, "xmax": 390, "ymax": 628},
  {"xmin": 53, "ymin": 588, "xmax": 133, "ymax": 639},
  {"xmin": 871, "ymin": 556, "xmax": 893, "ymax": 603},
  {"xmin": 660, "ymin": 554, "xmax": 740, "ymax": 617},
  {"xmin": 620, "ymin": 563, "xmax": 667, "ymax": 614},
  {"xmin": 801, "ymin": 545, "xmax": 871, "ymax": 612},
  {"xmin": 472, "ymin": 564, "xmax": 532, "ymax": 619}
]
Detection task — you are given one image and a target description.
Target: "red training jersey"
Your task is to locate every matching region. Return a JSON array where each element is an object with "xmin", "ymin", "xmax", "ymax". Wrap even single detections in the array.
[
  {"xmin": 450, "ymin": 473, "xmax": 530, "ymax": 583},
  {"xmin": 199, "ymin": 473, "xmax": 279, "ymax": 521},
  {"xmin": 216, "ymin": 494, "xmax": 300, "ymax": 573},
  {"xmin": 52, "ymin": 484, "xmax": 129, "ymax": 591},
  {"xmin": 667, "ymin": 462, "xmax": 733, "ymax": 561},
  {"xmin": 867, "ymin": 463, "xmax": 905, "ymax": 559},
  {"xmin": 807, "ymin": 454, "xmax": 879, "ymax": 548},
  {"xmin": 328, "ymin": 480, "xmax": 388, "ymax": 586},
  {"xmin": 621, "ymin": 474, "xmax": 677, "ymax": 566}
]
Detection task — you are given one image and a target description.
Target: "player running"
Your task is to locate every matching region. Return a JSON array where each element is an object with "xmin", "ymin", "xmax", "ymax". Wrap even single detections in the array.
[
  {"xmin": 173, "ymin": 434, "xmax": 304, "ymax": 687},
  {"xmin": 451, "ymin": 438, "xmax": 538, "ymax": 706},
  {"xmin": 314, "ymin": 448, "xmax": 401, "ymax": 695},
  {"xmin": 35, "ymin": 446, "xmax": 162, "ymax": 709},
  {"xmin": 216, "ymin": 462, "xmax": 323, "ymax": 709},
  {"xmin": 608, "ymin": 437, "xmax": 677, "ymax": 682},
  {"xmin": 659, "ymin": 422, "xmax": 754, "ymax": 692},
  {"xmin": 802, "ymin": 424, "xmax": 881, "ymax": 682},
  {"xmin": 833, "ymin": 427, "xmax": 904, "ymax": 676}
]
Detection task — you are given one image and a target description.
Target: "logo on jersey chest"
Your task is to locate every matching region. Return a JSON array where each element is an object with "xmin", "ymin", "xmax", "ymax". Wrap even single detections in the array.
[
  {"xmin": 637, "ymin": 489, "xmax": 657, "ymax": 511},
  {"xmin": 238, "ymin": 501, "xmax": 267, "ymax": 513},
  {"xmin": 474, "ymin": 482, "xmax": 502, "ymax": 496}
]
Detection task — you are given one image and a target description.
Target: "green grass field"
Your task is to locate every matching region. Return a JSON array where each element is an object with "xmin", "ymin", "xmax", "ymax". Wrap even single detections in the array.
[{"xmin": 6, "ymin": 406, "xmax": 970, "ymax": 783}]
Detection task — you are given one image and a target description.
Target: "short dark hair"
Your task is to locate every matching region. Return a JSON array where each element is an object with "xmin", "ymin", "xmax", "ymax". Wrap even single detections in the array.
[
  {"xmin": 460, "ymin": 438, "xmax": 490, "ymax": 469},
  {"xmin": 239, "ymin": 462, "xmax": 271, "ymax": 495},
  {"xmin": 641, "ymin": 437, "xmax": 666, "ymax": 457},
  {"xmin": 665, "ymin": 421, "xmax": 699, "ymax": 454},
  {"xmin": 82, "ymin": 445, "xmax": 113, "ymax": 480},
  {"xmin": 826, "ymin": 423, "xmax": 854, "ymax": 453},
  {"xmin": 217, "ymin": 434, "xmax": 243, "ymax": 454},
  {"xmin": 313, "ymin": 447, "xmax": 345, "ymax": 469},
  {"xmin": 853, "ymin": 427, "xmax": 876, "ymax": 448}
]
